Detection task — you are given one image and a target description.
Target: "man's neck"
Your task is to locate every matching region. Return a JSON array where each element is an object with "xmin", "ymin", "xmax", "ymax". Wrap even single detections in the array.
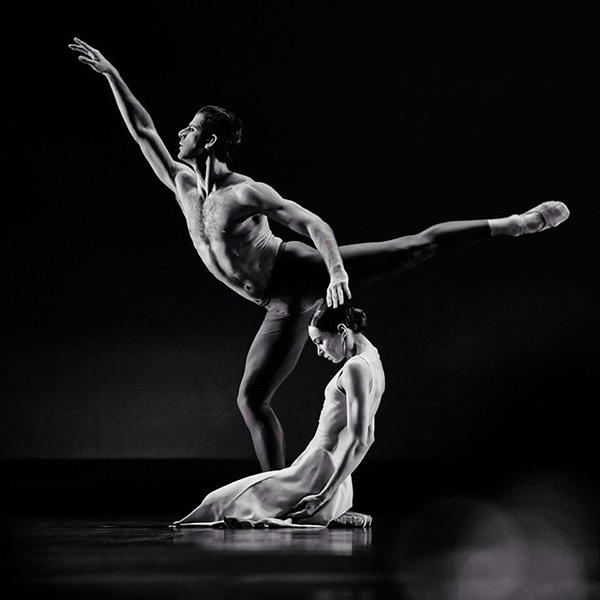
[{"xmin": 191, "ymin": 155, "xmax": 232, "ymax": 196}]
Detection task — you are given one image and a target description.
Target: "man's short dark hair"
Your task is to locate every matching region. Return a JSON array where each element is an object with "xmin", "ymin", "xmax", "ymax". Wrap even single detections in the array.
[{"xmin": 196, "ymin": 105, "xmax": 243, "ymax": 165}]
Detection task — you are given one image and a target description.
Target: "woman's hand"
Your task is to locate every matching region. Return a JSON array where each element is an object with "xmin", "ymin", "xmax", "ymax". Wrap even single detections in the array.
[
  {"xmin": 68, "ymin": 37, "xmax": 116, "ymax": 76},
  {"xmin": 286, "ymin": 493, "xmax": 329, "ymax": 520}
]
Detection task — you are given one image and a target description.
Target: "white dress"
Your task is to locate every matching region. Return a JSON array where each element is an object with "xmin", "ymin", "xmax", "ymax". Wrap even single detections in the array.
[{"xmin": 174, "ymin": 343, "xmax": 385, "ymax": 527}]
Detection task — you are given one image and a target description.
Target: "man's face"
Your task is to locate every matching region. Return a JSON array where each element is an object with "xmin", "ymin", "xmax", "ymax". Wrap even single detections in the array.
[{"xmin": 177, "ymin": 113, "xmax": 207, "ymax": 160}]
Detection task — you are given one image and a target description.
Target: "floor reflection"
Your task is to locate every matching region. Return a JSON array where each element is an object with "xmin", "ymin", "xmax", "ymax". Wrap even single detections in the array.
[{"xmin": 170, "ymin": 526, "xmax": 372, "ymax": 555}]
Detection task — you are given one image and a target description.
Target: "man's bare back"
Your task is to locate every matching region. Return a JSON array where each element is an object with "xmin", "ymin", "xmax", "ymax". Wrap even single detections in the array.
[{"xmin": 174, "ymin": 170, "xmax": 282, "ymax": 305}]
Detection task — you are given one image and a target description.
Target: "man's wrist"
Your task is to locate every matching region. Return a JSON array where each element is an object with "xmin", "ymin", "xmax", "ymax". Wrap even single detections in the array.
[
  {"xmin": 330, "ymin": 263, "xmax": 346, "ymax": 276},
  {"xmin": 104, "ymin": 68, "xmax": 119, "ymax": 81}
]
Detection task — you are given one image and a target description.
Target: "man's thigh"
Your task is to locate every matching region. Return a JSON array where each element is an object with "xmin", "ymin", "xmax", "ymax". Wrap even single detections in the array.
[
  {"xmin": 338, "ymin": 238, "xmax": 420, "ymax": 285},
  {"xmin": 267, "ymin": 241, "xmax": 329, "ymax": 311},
  {"xmin": 239, "ymin": 307, "xmax": 316, "ymax": 398}
]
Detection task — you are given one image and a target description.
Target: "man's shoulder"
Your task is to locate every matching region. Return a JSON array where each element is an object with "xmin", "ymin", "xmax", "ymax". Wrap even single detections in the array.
[
  {"xmin": 233, "ymin": 180, "xmax": 279, "ymax": 205},
  {"xmin": 173, "ymin": 163, "xmax": 196, "ymax": 186}
]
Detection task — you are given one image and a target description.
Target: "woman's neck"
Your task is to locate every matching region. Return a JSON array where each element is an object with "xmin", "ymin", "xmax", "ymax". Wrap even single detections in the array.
[{"xmin": 345, "ymin": 333, "xmax": 369, "ymax": 360}]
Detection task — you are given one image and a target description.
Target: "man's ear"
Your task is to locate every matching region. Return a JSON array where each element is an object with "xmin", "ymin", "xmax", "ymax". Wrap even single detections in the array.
[
  {"xmin": 205, "ymin": 134, "xmax": 218, "ymax": 150},
  {"xmin": 337, "ymin": 323, "xmax": 347, "ymax": 334}
]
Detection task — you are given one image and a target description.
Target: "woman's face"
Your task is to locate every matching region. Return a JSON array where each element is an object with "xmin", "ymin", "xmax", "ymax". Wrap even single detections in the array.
[{"xmin": 308, "ymin": 325, "xmax": 346, "ymax": 363}]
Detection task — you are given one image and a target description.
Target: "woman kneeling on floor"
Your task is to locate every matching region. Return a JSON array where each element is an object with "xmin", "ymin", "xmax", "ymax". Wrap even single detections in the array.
[{"xmin": 172, "ymin": 300, "xmax": 385, "ymax": 528}]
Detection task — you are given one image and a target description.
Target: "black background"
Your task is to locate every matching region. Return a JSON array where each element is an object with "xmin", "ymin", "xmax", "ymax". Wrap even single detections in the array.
[{"xmin": 5, "ymin": 1, "xmax": 599, "ymax": 466}]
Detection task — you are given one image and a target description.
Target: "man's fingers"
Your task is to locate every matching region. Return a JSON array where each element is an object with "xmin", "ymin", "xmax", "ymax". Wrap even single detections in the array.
[
  {"xmin": 343, "ymin": 282, "xmax": 352, "ymax": 299},
  {"xmin": 68, "ymin": 44, "xmax": 88, "ymax": 54},
  {"xmin": 69, "ymin": 45, "xmax": 95, "ymax": 61},
  {"xmin": 331, "ymin": 289, "xmax": 338, "ymax": 308},
  {"xmin": 78, "ymin": 56, "xmax": 94, "ymax": 65},
  {"xmin": 327, "ymin": 279, "xmax": 351, "ymax": 309},
  {"xmin": 73, "ymin": 37, "xmax": 95, "ymax": 52}
]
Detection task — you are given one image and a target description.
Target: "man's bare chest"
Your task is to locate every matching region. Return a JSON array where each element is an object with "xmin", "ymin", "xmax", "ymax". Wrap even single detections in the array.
[{"xmin": 179, "ymin": 191, "xmax": 238, "ymax": 242}]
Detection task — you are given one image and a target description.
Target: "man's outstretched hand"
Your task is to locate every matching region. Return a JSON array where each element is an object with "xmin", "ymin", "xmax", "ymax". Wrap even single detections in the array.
[
  {"xmin": 68, "ymin": 37, "xmax": 115, "ymax": 75},
  {"xmin": 326, "ymin": 268, "xmax": 351, "ymax": 309}
]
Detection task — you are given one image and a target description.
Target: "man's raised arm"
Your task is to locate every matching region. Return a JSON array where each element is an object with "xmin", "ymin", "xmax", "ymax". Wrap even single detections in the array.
[
  {"xmin": 68, "ymin": 37, "xmax": 188, "ymax": 192},
  {"xmin": 244, "ymin": 182, "xmax": 352, "ymax": 308}
]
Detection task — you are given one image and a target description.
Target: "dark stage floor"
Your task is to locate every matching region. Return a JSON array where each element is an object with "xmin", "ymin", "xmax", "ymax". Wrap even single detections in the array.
[
  {"xmin": 6, "ymin": 515, "xmax": 393, "ymax": 599},
  {"xmin": 2, "ymin": 460, "xmax": 599, "ymax": 599}
]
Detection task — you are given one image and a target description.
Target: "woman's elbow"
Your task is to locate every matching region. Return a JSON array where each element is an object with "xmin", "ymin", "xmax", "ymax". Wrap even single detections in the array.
[{"xmin": 351, "ymin": 435, "xmax": 371, "ymax": 453}]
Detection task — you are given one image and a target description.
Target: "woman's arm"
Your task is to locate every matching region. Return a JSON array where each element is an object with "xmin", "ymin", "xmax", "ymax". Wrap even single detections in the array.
[{"xmin": 287, "ymin": 359, "xmax": 373, "ymax": 519}]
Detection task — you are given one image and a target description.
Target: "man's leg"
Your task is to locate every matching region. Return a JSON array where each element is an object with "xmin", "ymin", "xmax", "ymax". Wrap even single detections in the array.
[
  {"xmin": 237, "ymin": 307, "xmax": 316, "ymax": 471},
  {"xmin": 340, "ymin": 201, "xmax": 570, "ymax": 286},
  {"xmin": 339, "ymin": 219, "xmax": 490, "ymax": 285},
  {"xmin": 235, "ymin": 219, "xmax": 494, "ymax": 470}
]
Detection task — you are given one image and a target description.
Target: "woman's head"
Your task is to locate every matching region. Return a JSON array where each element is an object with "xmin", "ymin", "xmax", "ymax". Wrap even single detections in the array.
[{"xmin": 308, "ymin": 301, "xmax": 368, "ymax": 363}]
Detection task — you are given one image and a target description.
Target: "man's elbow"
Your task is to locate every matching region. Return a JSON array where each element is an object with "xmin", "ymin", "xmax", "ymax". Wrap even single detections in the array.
[
  {"xmin": 133, "ymin": 125, "xmax": 157, "ymax": 144},
  {"xmin": 306, "ymin": 216, "xmax": 332, "ymax": 237}
]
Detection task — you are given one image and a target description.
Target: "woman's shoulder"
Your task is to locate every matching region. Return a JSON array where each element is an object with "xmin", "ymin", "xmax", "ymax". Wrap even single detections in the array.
[
  {"xmin": 340, "ymin": 354, "xmax": 373, "ymax": 386},
  {"xmin": 350, "ymin": 345, "xmax": 381, "ymax": 369},
  {"xmin": 349, "ymin": 348, "xmax": 384, "ymax": 381}
]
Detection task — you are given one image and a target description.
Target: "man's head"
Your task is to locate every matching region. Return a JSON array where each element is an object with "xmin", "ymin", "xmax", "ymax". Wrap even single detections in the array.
[{"xmin": 178, "ymin": 105, "xmax": 243, "ymax": 165}]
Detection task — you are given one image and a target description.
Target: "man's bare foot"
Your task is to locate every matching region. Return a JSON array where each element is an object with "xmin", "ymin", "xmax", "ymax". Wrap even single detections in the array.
[{"xmin": 517, "ymin": 201, "xmax": 570, "ymax": 235}]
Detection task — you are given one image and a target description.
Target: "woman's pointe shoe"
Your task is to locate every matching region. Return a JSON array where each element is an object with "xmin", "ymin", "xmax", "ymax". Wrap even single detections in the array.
[{"xmin": 517, "ymin": 201, "xmax": 570, "ymax": 234}]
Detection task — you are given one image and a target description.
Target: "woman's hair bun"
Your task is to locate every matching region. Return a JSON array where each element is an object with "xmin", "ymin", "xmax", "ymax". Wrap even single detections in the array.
[
  {"xmin": 349, "ymin": 307, "xmax": 367, "ymax": 332},
  {"xmin": 310, "ymin": 301, "xmax": 368, "ymax": 334}
]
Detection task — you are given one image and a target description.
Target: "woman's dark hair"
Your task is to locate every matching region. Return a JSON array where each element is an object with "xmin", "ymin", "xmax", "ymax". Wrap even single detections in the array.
[
  {"xmin": 310, "ymin": 300, "xmax": 368, "ymax": 334},
  {"xmin": 196, "ymin": 105, "xmax": 243, "ymax": 164}
]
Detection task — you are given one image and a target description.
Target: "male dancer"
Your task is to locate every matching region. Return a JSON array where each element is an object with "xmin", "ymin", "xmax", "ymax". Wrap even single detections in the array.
[{"xmin": 69, "ymin": 38, "xmax": 570, "ymax": 471}]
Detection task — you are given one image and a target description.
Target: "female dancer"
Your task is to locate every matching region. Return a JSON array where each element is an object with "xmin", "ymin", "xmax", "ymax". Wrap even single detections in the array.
[{"xmin": 172, "ymin": 301, "xmax": 384, "ymax": 527}]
